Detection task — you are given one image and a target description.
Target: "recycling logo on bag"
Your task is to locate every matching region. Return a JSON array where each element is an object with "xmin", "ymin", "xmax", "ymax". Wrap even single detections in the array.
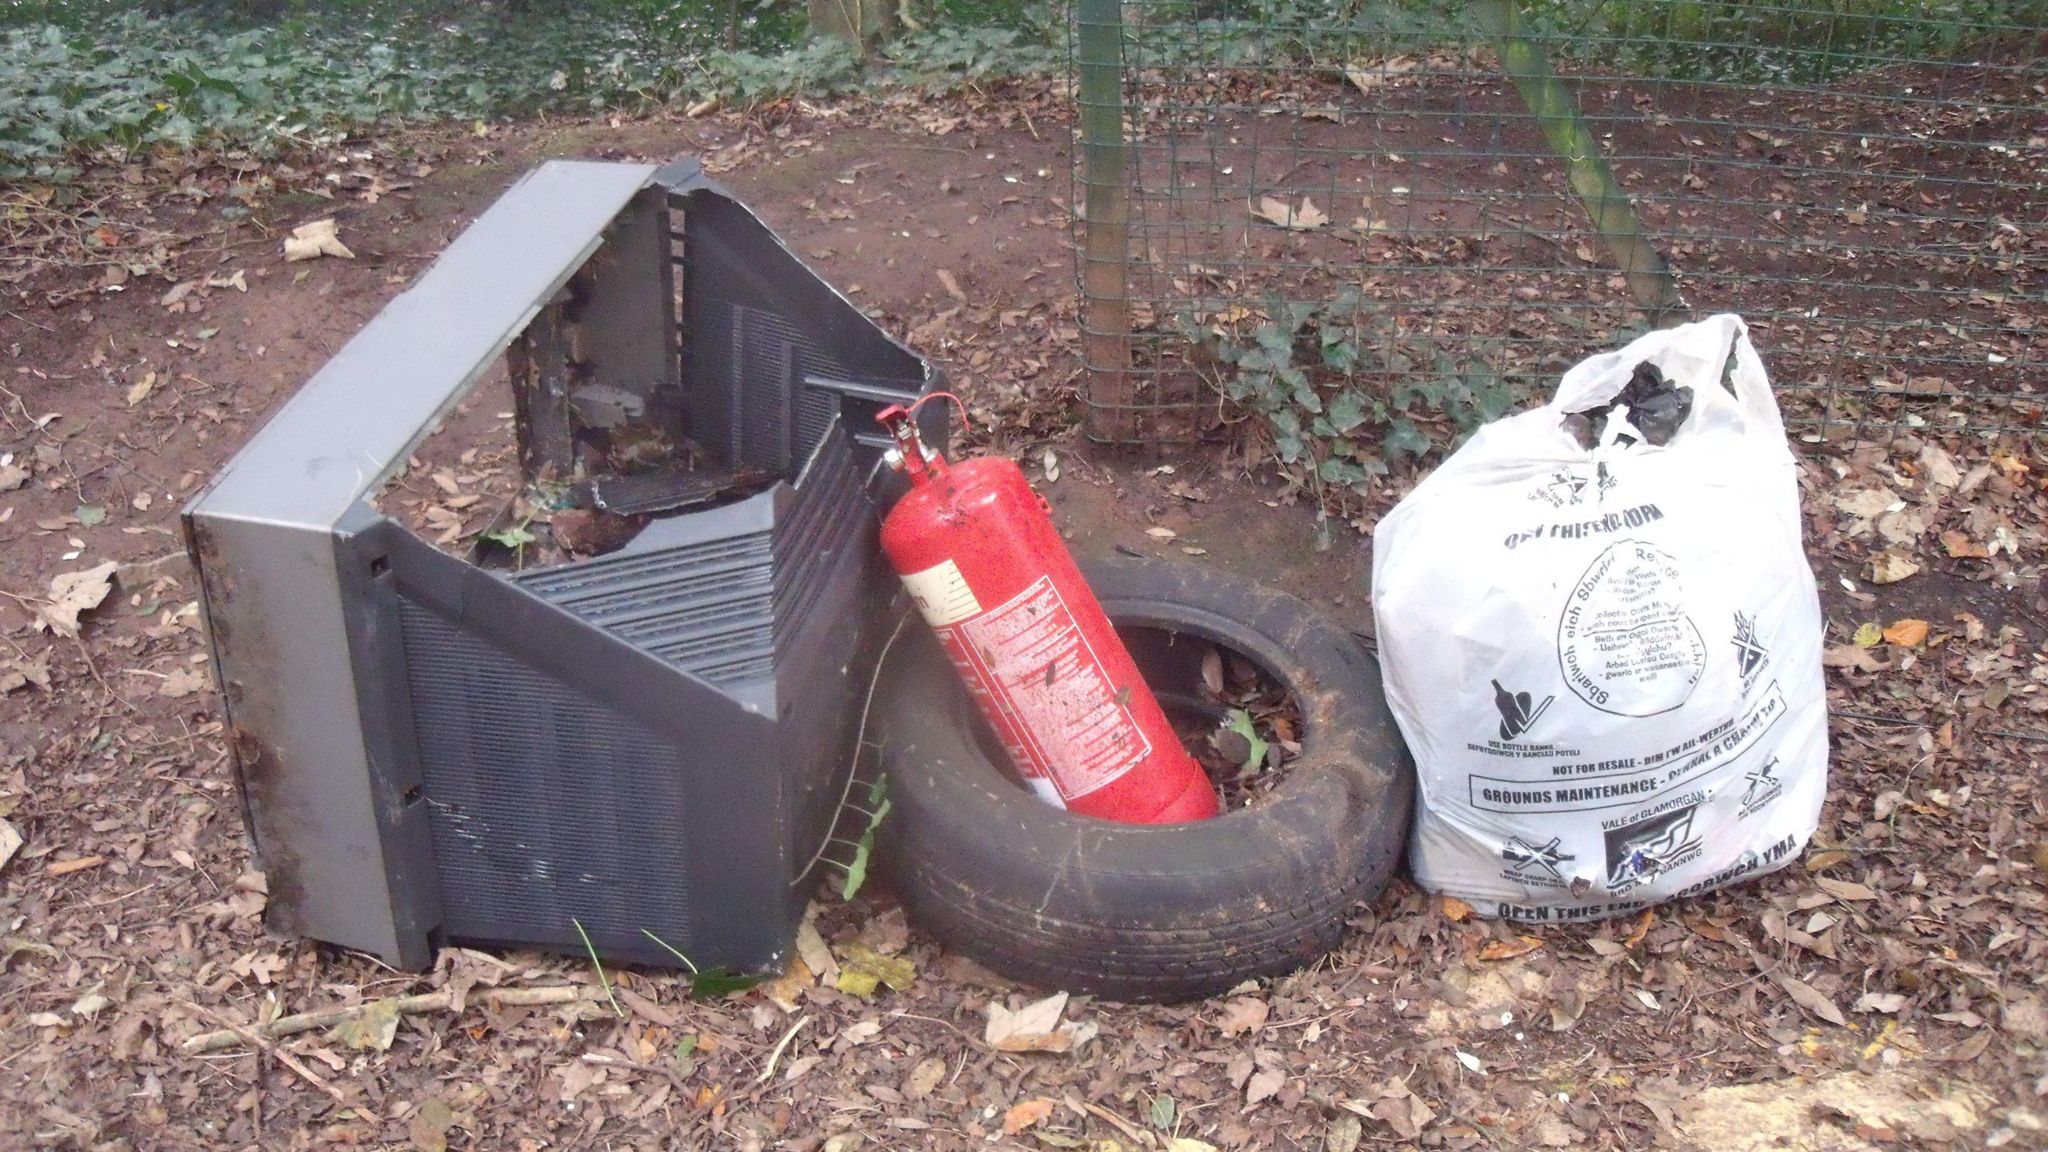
[
  {"xmin": 1491, "ymin": 680, "xmax": 1553, "ymax": 741},
  {"xmin": 1374, "ymin": 315, "xmax": 1829, "ymax": 921},
  {"xmin": 1500, "ymin": 836, "xmax": 1574, "ymax": 888},
  {"xmin": 1739, "ymin": 755, "xmax": 1784, "ymax": 818},
  {"xmin": 1528, "ymin": 463, "xmax": 1618, "ymax": 509},
  {"xmin": 1732, "ymin": 610, "xmax": 1770, "ymax": 693}
]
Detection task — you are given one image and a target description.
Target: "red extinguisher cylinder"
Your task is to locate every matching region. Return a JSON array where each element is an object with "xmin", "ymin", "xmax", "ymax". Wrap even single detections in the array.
[{"xmin": 876, "ymin": 401, "xmax": 1219, "ymax": 824}]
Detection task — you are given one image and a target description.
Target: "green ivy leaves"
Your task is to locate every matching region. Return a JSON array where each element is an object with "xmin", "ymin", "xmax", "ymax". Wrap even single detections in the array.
[
  {"xmin": 1182, "ymin": 290, "xmax": 1519, "ymax": 522},
  {"xmin": 1, "ymin": 6, "xmax": 1059, "ymax": 179}
]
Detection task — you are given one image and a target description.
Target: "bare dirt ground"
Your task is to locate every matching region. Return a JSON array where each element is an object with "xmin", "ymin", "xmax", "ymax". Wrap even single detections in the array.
[{"xmin": 3, "ymin": 81, "xmax": 2046, "ymax": 1151}]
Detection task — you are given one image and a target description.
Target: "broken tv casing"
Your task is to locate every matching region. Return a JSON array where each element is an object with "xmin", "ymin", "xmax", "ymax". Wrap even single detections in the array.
[{"xmin": 185, "ymin": 159, "xmax": 937, "ymax": 971}]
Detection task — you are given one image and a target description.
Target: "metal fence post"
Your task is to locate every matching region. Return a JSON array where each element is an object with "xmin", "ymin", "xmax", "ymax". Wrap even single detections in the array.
[{"xmin": 1076, "ymin": 0, "xmax": 1133, "ymax": 443}]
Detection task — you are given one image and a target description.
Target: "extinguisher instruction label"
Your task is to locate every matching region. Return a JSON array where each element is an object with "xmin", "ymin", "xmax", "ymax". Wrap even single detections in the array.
[
  {"xmin": 901, "ymin": 558, "xmax": 982, "ymax": 626},
  {"xmin": 953, "ymin": 575, "xmax": 1149, "ymax": 800}
]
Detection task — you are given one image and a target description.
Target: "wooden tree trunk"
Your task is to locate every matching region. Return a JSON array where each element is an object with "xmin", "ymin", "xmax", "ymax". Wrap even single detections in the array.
[
  {"xmin": 1475, "ymin": 0, "xmax": 1685, "ymax": 324},
  {"xmin": 1077, "ymin": 0, "xmax": 1135, "ymax": 442},
  {"xmin": 808, "ymin": 0, "xmax": 896, "ymax": 53}
]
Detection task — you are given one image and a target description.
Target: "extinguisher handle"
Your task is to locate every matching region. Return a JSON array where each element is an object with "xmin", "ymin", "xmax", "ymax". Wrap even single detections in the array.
[
  {"xmin": 878, "ymin": 392, "xmax": 970, "ymax": 483},
  {"xmin": 876, "ymin": 402, "xmax": 920, "ymax": 460}
]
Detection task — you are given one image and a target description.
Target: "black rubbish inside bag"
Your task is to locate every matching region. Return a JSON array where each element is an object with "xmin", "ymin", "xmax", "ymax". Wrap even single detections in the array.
[{"xmin": 1562, "ymin": 360, "xmax": 1694, "ymax": 449}]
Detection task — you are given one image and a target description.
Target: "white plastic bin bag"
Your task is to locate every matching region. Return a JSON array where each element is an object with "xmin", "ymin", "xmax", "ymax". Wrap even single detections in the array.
[{"xmin": 1372, "ymin": 314, "xmax": 1827, "ymax": 922}]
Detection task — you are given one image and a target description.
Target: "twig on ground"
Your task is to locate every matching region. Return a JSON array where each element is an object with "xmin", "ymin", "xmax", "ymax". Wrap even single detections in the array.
[
  {"xmin": 755, "ymin": 1014, "xmax": 810, "ymax": 1084},
  {"xmin": 0, "ymin": 628, "xmax": 37, "ymax": 662},
  {"xmin": 1832, "ymin": 710, "xmax": 1924, "ymax": 727},
  {"xmin": 884, "ymin": 1008, "xmax": 982, "ymax": 1044},
  {"xmin": 1989, "ymin": 729, "xmax": 2048, "ymax": 744},
  {"xmin": 73, "ymin": 633, "xmax": 134, "ymax": 712},
  {"xmin": 1072, "ymin": 1098, "xmax": 1150, "ymax": 1145},
  {"xmin": 1, "ymin": 308, "xmax": 54, "ymax": 334},
  {"xmin": 189, "ymin": 1005, "xmax": 347, "ymax": 1104},
  {"xmin": 180, "ymin": 985, "xmax": 589, "ymax": 1054}
]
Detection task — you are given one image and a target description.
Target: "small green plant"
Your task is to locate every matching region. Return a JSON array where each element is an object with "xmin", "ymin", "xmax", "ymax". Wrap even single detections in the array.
[
  {"xmin": 0, "ymin": 0, "xmax": 1077, "ymax": 181},
  {"xmin": 1122, "ymin": 0, "xmax": 2041, "ymax": 85},
  {"xmin": 882, "ymin": 25, "xmax": 1057, "ymax": 84},
  {"xmin": 702, "ymin": 37, "xmax": 864, "ymax": 104},
  {"xmin": 572, "ymin": 916, "xmax": 628, "ymax": 1019},
  {"xmin": 639, "ymin": 928, "xmax": 771, "ymax": 998},
  {"xmin": 0, "ymin": 10, "xmax": 696, "ymax": 178},
  {"xmin": 484, "ymin": 522, "xmax": 536, "ymax": 566},
  {"xmin": 0, "ymin": 3, "xmax": 1068, "ymax": 180},
  {"xmin": 1220, "ymin": 708, "xmax": 1267, "ymax": 774},
  {"xmin": 1179, "ymin": 288, "xmax": 1516, "ymax": 529},
  {"xmin": 833, "ymin": 774, "xmax": 892, "ymax": 901}
]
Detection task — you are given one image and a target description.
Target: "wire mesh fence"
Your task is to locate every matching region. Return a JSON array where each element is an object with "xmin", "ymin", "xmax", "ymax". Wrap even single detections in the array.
[{"xmin": 1069, "ymin": 0, "xmax": 2047, "ymax": 454}]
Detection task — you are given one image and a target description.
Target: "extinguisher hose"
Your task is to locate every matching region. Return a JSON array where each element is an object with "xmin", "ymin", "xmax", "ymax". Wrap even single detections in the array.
[
  {"xmin": 790, "ymin": 609, "xmax": 912, "ymax": 887},
  {"xmin": 797, "ymin": 389, "xmax": 964, "ymax": 885},
  {"xmin": 904, "ymin": 390, "xmax": 970, "ymax": 433}
]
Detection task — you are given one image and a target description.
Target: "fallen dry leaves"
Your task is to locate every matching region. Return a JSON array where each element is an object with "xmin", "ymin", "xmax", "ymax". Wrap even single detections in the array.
[
  {"xmin": 1822, "ymin": 643, "xmax": 1887, "ymax": 672},
  {"xmin": 1342, "ymin": 54, "xmax": 1423, "ymax": 95},
  {"xmin": 282, "ymin": 217, "xmax": 355, "ymax": 262},
  {"xmin": 1942, "ymin": 529, "xmax": 1992, "ymax": 558},
  {"xmin": 1881, "ymin": 618, "xmax": 1930, "ymax": 647},
  {"xmin": 34, "ymin": 560, "xmax": 117, "ymax": 637},
  {"xmin": 984, "ymin": 990, "xmax": 1098, "ymax": 1054},
  {"xmin": 1869, "ymin": 549, "xmax": 1921, "ymax": 584},
  {"xmin": 328, "ymin": 997, "xmax": 402, "ymax": 1052},
  {"xmin": 1216, "ymin": 995, "xmax": 1268, "ymax": 1037},
  {"xmin": 1475, "ymin": 935, "xmax": 1544, "ymax": 962},
  {"xmin": 1249, "ymin": 195, "xmax": 1329, "ymax": 231},
  {"xmin": 1000, "ymin": 1096, "xmax": 1055, "ymax": 1134},
  {"xmin": 1775, "ymin": 971, "xmax": 1847, "ymax": 1026}
]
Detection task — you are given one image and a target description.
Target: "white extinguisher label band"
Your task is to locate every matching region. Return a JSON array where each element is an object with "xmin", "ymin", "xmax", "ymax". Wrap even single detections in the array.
[
  {"xmin": 901, "ymin": 558, "xmax": 982, "ymax": 626},
  {"xmin": 1023, "ymin": 776, "xmax": 1068, "ymax": 809}
]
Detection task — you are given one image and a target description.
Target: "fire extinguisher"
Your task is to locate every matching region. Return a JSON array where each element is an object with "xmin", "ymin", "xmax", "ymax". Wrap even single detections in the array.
[{"xmin": 875, "ymin": 394, "xmax": 1220, "ymax": 824}]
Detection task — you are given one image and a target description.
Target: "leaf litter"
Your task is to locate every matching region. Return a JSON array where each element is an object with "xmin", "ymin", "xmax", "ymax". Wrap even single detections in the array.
[
  {"xmin": 1249, "ymin": 195, "xmax": 1329, "ymax": 231},
  {"xmin": 34, "ymin": 560, "xmax": 117, "ymax": 637},
  {"xmin": 0, "ymin": 87, "xmax": 2042, "ymax": 1152},
  {"xmin": 281, "ymin": 217, "xmax": 356, "ymax": 262},
  {"xmin": 985, "ymin": 990, "xmax": 1098, "ymax": 1053}
]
